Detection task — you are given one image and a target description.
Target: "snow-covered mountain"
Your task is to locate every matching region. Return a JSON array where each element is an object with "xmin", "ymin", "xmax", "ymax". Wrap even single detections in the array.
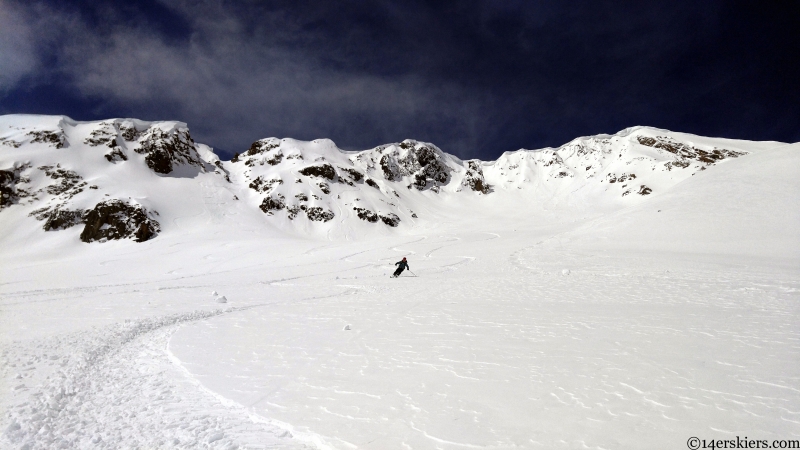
[
  {"xmin": 0, "ymin": 114, "xmax": 784, "ymax": 245},
  {"xmin": 1, "ymin": 114, "xmax": 798, "ymax": 450}
]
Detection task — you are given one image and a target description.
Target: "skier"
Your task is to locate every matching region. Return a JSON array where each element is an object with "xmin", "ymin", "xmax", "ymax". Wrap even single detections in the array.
[{"xmin": 392, "ymin": 257, "xmax": 410, "ymax": 278}]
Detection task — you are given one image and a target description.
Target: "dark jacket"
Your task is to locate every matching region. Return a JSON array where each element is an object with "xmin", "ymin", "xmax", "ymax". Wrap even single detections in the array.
[{"xmin": 395, "ymin": 260, "xmax": 409, "ymax": 271}]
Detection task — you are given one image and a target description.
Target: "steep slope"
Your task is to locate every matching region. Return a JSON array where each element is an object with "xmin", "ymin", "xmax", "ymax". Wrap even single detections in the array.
[
  {"xmin": 227, "ymin": 126, "xmax": 773, "ymax": 234},
  {"xmin": 533, "ymin": 141, "xmax": 800, "ymax": 262},
  {"xmin": 483, "ymin": 126, "xmax": 763, "ymax": 206},
  {"xmin": 0, "ymin": 116, "xmax": 796, "ymax": 450},
  {"xmin": 0, "ymin": 114, "xmax": 787, "ymax": 246},
  {"xmin": 0, "ymin": 115, "xmax": 230, "ymax": 246}
]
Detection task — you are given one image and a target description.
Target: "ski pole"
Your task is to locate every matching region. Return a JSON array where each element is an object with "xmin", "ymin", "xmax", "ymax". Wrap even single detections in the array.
[{"xmin": 409, "ymin": 270, "xmax": 417, "ymax": 277}]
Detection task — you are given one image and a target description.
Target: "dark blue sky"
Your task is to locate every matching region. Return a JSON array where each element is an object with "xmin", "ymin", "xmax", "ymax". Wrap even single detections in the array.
[{"xmin": 1, "ymin": 0, "xmax": 798, "ymax": 160}]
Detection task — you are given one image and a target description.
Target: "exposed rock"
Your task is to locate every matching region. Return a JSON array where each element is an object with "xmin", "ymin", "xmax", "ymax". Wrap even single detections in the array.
[
  {"xmin": 2, "ymin": 116, "xmax": 764, "ymax": 239},
  {"xmin": 664, "ymin": 160, "xmax": 691, "ymax": 171},
  {"xmin": 542, "ymin": 153, "xmax": 564, "ymax": 167},
  {"xmin": 104, "ymin": 147, "xmax": 128, "ymax": 163},
  {"xmin": 286, "ymin": 205, "xmax": 302, "ymax": 220},
  {"xmin": 259, "ymin": 194, "xmax": 286, "ymax": 214},
  {"xmin": 354, "ymin": 207, "xmax": 379, "ymax": 223},
  {"xmin": 379, "ymin": 213, "xmax": 400, "ymax": 227},
  {"xmin": 0, "ymin": 167, "xmax": 23, "ymax": 209},
  {"xmin": 28, "ymin": 206, "xmax": 52, "ymax": 221},
  {"xmin": 305, "ymin": 207, "xmax": 335, "ymax": 222},
  {"xmin": 606, "ymin": 173, "xmax": 636, "ymax": 183},
  {"xmin": 460, "ymin": 160, "xmax": 492, "ymax": 194},
  {"xmin": 637, "ymin": 136, "xmax": 746, "ymax": 165},
  {"xmin": 134, "ymin": 221, "xmax": 155, "ymax": 242},
  {"xmin": 380, "ymin": 155, "xmax": 399, "ymax": 181},
  {"xmin": 79, "ymin": 200, "xmax": 160, "ymax": 243},
  {"xmin": 213, "ymin": 161, "xmax": 232, "ymax": 182},
  {"xmin": 249, "ymin": 176, "xmax": 282, "ymax": 193},
  {"xmin": 240, "ymin": 139, "xmax": 282, "ymax": 167},
  {"xmin": 299, "ymin": 164, "xmax": 336, "ymax": 181},
  {"xmin": 0, "ymin": 138, "xmax": 22, "ymax": 148},
  {"xmin": 352, "ymin": 207, "xmax": 399, "ymax": 226},
  {"xmin": 135, "ymin": 127, "xmax": 206, "ymax": 175},
  {"xmin": 41, "ymin": 166, "xmax": 87, "ymax": 197},
  {"xmin": 409, "ymin": 148, "xmax": 450, "ymax": 188},
  {"xmin": 376, "ymin": 141, "xmax": 452, "ymax": 191},
  {"xmin": 341, "ymin": 168, "xmax": 364, "ymax": 182},
  {"xmin": 120, "ymin": 124, "xmax": 141, "ymax": 141},
  {"xmin": 266, "ymin": 153, "xmax": 284, "ymax": 165},
  {"xmin": 0, "ymin": 171, "xmax": 15, "ymax": 204},
  {"xmin": 41, "ymin": 208, "xmax": 86, "ymax": 231},
  {"xmin": 247, "ymin": 139, "xmax": 280, "ymax": 156},
  {"xmin": 84, "ymin": 124, "xmax": 117, "ymax": 146},
  {"xmin": 27, "ymin": 130, "xmax": 66, "ymax": 148}
]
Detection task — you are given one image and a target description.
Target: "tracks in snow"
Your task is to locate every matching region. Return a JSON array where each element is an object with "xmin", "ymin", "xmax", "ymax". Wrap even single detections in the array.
[
  {"xmin": 0, "ymin": 231, "xmax": 499, "ymax": 449},
  {"xmin": 1, "ymin": 308, "xmax": 310, "ymax": 450}
]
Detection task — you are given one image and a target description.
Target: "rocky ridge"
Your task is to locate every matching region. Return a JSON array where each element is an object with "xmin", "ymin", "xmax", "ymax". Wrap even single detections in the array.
[
  {"xmin": 0, "ymin": 116, "xmax": 217, "ymax": 243},
  {"xmin": 0, "ymin": 115, "xmax": 768, "ymax": 244}
]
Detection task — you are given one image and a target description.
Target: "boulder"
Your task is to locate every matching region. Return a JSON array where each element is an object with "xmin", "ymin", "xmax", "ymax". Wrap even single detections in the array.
[{"xmin": 79, "ymin": 200, "xmax": 160, "ymax": 243}]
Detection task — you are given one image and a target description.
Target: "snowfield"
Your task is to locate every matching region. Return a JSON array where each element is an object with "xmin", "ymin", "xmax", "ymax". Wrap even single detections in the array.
[{"xmin": 0, "ymin": 115, "xmax": 798, "ymax": 449}]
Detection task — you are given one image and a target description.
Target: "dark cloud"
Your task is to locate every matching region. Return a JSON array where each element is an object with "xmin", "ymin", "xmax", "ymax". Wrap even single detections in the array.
[{"xmin": 1, "ymin": 0, "xmax": 798, "ymax": 160}]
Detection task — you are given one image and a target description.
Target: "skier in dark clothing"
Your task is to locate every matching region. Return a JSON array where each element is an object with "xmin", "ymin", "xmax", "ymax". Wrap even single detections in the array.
[{"xmin": 392, "ymin": 257, "xmax": 410, "ymax": 278}]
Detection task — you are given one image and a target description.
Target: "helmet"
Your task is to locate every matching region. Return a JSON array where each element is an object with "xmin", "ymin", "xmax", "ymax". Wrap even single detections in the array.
[{"xmin": 402, "ymin": 257, "xmax": 407, "ymax": 261}]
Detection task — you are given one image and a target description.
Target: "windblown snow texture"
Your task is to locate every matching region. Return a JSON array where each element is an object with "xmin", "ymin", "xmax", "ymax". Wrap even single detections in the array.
[{"xmin": 0, "ymin": 114, "xmax": 797, "ymax": 449}]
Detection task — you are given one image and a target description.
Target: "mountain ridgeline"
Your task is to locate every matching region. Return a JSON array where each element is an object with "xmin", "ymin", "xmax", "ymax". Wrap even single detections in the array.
[{"xmin": 0, "ymin": 115, "xmax": 767, "ymax": 243}]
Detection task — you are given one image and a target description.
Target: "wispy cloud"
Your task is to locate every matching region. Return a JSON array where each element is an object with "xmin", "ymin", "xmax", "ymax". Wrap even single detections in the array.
[
  {"xmin": 0, "ymin": 0, "xmax": 41, "ymax": 91},
  {"xmin": 2, "ymin": 0, "xmax": 797, "ymax": 158},
  {"xmin": 7, "ymin": 0, "xmax": 492, "ymax": 157}
]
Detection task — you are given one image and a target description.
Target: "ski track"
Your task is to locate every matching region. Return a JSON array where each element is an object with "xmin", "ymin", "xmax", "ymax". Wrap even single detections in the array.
[
  {"xmin": 162, "ymin": 232, "xmax": 799, "ymax": 450},
  {"xmin": 7, "ymin": 234, "xmax": 481, "ymax": 449},
  {"xmin": 1, "ymin": 114, "xmax": 798, "ymax": 449},
  {"xmin": 0, "ymin": 307, "xmax": 316, "ymax": 450},
  {"xmin": 1, "ymin": 224, "xmax": 798, "ymax": 448}
]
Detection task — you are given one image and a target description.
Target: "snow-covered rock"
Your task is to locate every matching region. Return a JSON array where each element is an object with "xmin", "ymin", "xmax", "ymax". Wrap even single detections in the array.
[
  {"xmin": 0, "ymin": 115, "xmax": 785, "ymax": 245},
  {"xmin": 0, "ymin": 115, "xmax": 225, "ymax": 245},
  {"xmin": 0, "ymin": 115, "xmax": 796, "ymax": 450}
]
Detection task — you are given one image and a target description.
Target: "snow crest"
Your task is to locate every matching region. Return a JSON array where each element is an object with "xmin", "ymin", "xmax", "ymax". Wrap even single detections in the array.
[{"xmin": 1, "ymin": 114, "xmax": 778, "ymax": 244}]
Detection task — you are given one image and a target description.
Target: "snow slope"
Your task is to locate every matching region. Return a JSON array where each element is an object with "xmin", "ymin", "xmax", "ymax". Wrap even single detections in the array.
[
  {"xmin": 0, "ymin": 114, "xmax": 778, "ymax": 246},
  {"xmin": 0, "ymin": 115, "xmax": 797, "ymax": 449},
  {"xmin": 549, "ymin": 142, "xmax": 800, "ymax": 262}
]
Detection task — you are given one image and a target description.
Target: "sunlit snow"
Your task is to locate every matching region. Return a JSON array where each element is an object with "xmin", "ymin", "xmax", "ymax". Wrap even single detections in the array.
[{"xmin": 1, "ymin": 115, "xmax": 797, "ymax": 449}]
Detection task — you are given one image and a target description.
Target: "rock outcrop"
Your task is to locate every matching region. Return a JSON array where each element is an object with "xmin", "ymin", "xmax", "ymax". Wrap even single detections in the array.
[
  {"xmin": 135, "ymin": 127, "xmax": 208, "ymax": 175},
  {"xmin": 79, "ymin": 200, "xmax": 160, "ymax": 243},
  {"xmin": 0, "ymin": 166, "xmax": 26, "ymax": 209},
  {"xmin": 637, "ymin": 136, "xmax": 746, "ymax": 165},
  {"xmin": 459, "ymin": 160, "xmax": 492, "ymax": 194},
  {"xmin": 27, "ymin": 130, "xmax": 66, "ymax": 148},
  {"xmin": 0, "ymin": 115, "xmax": 768, "ymax": 242},
  {"xmin": 372, "ymin": 140, "xmax": 452, "ymax": 191}
]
